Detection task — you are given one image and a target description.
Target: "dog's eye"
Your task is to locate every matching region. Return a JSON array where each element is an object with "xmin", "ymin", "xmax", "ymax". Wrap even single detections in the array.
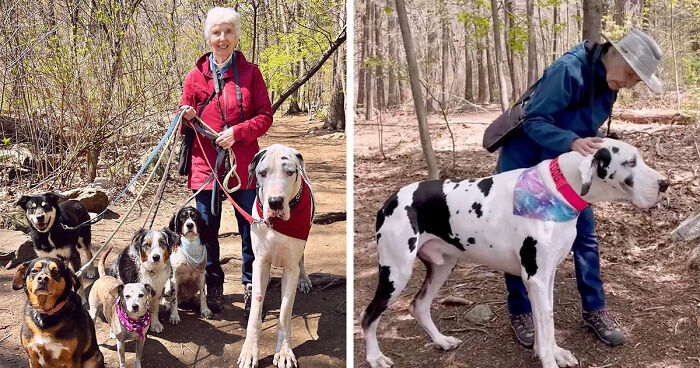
[
  {"xmin": 30, "ymin": 269, "xmax": 38, "ymax": 275},
  {"xmin": 624, "ymin": 159, "xmax": 636, "ymax": 168},
  {"xmin": 138, "ymin": 293, "xmax": 144, "ymax": 298},
  {"xmin": 259, "ymin": 170, "xmax": 267, "ymax": 178},
  {"xmin": 286, "ymin": 170, "xmax": 295, "ymax": 176},
  {"xmin": 125, "ymin": 295, "xmax": 131, "ymax": 299}
]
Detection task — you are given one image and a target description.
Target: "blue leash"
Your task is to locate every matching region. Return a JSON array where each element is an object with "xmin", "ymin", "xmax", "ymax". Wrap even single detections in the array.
[{"xmin": 62, "ymin": 112, "xmax": 182, "ymax": 230}]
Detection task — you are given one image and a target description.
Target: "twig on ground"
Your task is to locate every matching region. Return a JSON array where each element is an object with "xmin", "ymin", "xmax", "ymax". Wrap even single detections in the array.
[
  {"xmin": 448, "ymin": 326, "xmax": 487, "ymax": 334},
  {"xmin": 0, "ymin": 333, "xmax": 10, "ymax": 343}
]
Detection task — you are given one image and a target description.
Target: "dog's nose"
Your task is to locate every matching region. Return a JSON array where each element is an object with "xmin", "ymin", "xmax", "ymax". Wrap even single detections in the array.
[
  {"xmin": 131, "ymin": 304, "xmax": 139, "ymax": 312},
  {"xmin": 186, "ymin": 223, "xmax": 194, "ymax": 230},
  {"xmin": 658, "ymin": 179, "xmax": 669, "ymax": 193},
  {"xmin": 268, "ymin": 196, "xmax": 284, "ymax": 210},
  {"xmin": 36, "ymin": 274, "xmax": 48, "ymax": 284},
  {"xmin": 36, "ymin": 214, "xmax": 45, "ymax": 221},
  {"xmin": 152, "ymin": 254, "xmax": 160, "ymax": 262}
]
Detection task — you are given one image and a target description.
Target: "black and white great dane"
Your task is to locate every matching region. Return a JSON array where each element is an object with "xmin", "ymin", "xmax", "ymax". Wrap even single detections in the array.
[
  {"xmin": 238, "ymin": 144, "xmax": 315, "ymax": 368},
  {"xmin": 361, "ymin": 138, "xmax": 669, "ymax": 368}
]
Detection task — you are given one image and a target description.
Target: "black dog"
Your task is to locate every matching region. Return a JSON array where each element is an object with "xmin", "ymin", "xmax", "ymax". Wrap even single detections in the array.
[
  {"xmin": 13, "ymin": 257, "xmax": 105, "ymax": 368},
  {"xmin": 15, "ymin": 192, "xmax": 97, "ymax": 279}
]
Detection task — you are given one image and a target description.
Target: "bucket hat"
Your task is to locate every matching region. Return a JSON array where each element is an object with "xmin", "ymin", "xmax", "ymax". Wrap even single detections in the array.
[{"xmin": 602, "ymin": 29, "xmax": 663, "ymax": 93}]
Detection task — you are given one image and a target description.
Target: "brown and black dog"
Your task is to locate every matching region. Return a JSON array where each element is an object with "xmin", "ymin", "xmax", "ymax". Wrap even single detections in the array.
[{"xmin": 13, "ymin": 257, "xmax": 104, "ymax": 368}]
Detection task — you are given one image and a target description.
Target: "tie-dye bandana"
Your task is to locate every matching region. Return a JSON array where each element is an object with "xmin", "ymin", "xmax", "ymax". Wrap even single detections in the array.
[{"xmin": 513, "ymin": 167, "xmax": 579, "ymax": 222}]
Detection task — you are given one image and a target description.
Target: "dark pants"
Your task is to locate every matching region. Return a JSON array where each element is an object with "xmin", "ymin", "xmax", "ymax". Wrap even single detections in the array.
[
  {"xmin": 505, "ymin": 206, "xmax": 605, "ymax": 315},
  {"xmin": 194, "ymin": 189, "xmax": 256, "ymax": 287}
]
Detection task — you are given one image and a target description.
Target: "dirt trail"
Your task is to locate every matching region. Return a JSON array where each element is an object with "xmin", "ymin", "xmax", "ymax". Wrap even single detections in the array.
[
  {"xmin": 354, "ymin": 111, "xmax": 700, "ymax": 368},
  {"xmin": 0, "ymin": 115, "xmax": 346, "ymax": 367}
]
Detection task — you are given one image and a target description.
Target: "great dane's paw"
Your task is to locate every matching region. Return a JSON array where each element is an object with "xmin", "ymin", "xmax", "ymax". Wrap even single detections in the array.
[
  {"xmin": 150, "ymin": 319, "xmax": 164, "ymax": 333},
  {"xmin": 297, "ymin": 278, "xmax": 312, "ymax": 294},
  {"xmin": 434, "ymin": 335, "xmax": 462, "ymax": 351},
  {"xmin": 238, "ymin": 341, "xmax": 259, "ymax": 368},
  {"xmin": 169, "ymin": 313, "xmax": 181, "ymax": 325},
  {"xmin": 273, "ymin": 346, "xmax": 297, "ymax": 368},
  {"xmin": 201, "ymin": 308, "xmax": 214, "ymax": 319},
  {"xmin": 366, "ymin": 353, "xmax": 394, "ymax": 368},
  {"xmin": 553, "ymin": 346, "xmax": 578, "ymax": 367}
]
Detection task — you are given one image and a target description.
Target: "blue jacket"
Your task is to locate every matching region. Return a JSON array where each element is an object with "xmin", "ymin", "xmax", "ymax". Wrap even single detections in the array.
[{"xmin": 496, "ymin": 42, "xmax": 617, "ymax": 173}]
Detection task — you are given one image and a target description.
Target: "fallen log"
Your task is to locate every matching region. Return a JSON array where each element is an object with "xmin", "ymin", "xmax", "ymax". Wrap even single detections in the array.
[
  {"xmin": 671, "ymin": 207, "xmax": 700, "ymax": 242},
  {"xmin": 612, "ymin": 109, "xmax": 693, "ymax": 124},
  {"xmin": 313, "ymin": 211, "xmax": 346, "ymax": 225}
]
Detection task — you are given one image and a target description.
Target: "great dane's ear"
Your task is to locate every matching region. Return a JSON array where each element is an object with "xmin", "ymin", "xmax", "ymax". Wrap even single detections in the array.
[
  {"xmin": 248, "ymin": 149, "xmax": 267, "ymax": 188},
  {"xmin": 12, "ymin": 261, "xmax": 31, "ymax": 290},
  {"xmin": 15, "ymin": 195, "xmax": 31, "ymax": 210},
  {"xmin": 294, "ymin": 150, "xmax": 311, "ymax": 184},
  {"xmin": 44, "ymin": 192, "xmax": 65, "ymax": 206},
  {"xmin": 579, "ymin": 148, "xmax": 612, "ymax": 196}
]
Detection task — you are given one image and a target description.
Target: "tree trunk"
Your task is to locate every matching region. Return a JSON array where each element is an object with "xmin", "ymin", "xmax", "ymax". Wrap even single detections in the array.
[
  {"xmin": 374, "ymin": 2, "xmax": 385, "ymax": 111},
  {"xmin": 365, "ymin": 0, "xmax": 374, "ymax": 119},
  {"xmin": 387, "ymin": 0, "xmax": 398, "ymax": 108},
  {"xmin": 504, "ymin": 0, "xmax": 521, "ymax": 100},
  {"xmin": 583, "ymin": 0, "xmax": 602, "ymax": 42},
  {"xmin": 490, "ymin": 0, "xmax": 509, "ymax": 110},
  {"xmin": 441, "ymin": 8, "xmax": 449, "ymax": 107},
  {"xmin": 425, "ymin": 27, "xmax": 437, "ymax": 113},
  {"xmin": 322, "ymin": 44, "xmax": 345, "ymax": 131},
  {"xmin": 394, "ymin": 0, "xmax": 439, "ymax": 179},
  {"xmin": 614, "ymin": 0, "xmax": 626, "ymax": 26},
  {"xmin": 357, "ymin": 0, "xmax": 367, "ymax": 108},
  {"xmin": 526, "ymin": 0, "xmax": 538, "ymax": 86},
  {"xmin": 486, "ymin": 45, "xmax": 497, "ymax": 104},
  {"xmin": 477, "ymin": 47, "xmax": 489, "ymax": 104},
  {"xmin": 464, "ymin": 22, "xmax": 474, "ymax": 101},
  {"xmin": 251, "ymin": 0, "xmax": 258, "ymax": 63},
  {"xmin": 552, "ymin": 3, "xmax": 559, "ymax": 63}
]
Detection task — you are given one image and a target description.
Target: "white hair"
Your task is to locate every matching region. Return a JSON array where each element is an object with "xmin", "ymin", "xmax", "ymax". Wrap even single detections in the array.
[{"xmin": 204, "ymin": 7, "xmax": 242, "ymax": 41}]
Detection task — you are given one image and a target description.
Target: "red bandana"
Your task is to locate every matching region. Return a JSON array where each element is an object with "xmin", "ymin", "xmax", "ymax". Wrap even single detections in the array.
[{"xmin": 255, "ymin": 178, "xmax": 313, "ymax": 241}]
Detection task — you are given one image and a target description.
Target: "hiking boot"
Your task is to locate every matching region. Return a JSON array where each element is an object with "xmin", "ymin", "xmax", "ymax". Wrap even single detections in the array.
[
  {"xmin": 206, "ymin": 284, "xmax": 224, "ymax": 314},
  {"xmin": 582, "ymin": 309, "xmax": 626, "ymax": 347},
  {"xmin": 243, "ymin": 283, "xmax": 253, "ymax": 320},
  {"xmin": 509, "ymin": 313, "xmax": 535, "ymax": 348}
]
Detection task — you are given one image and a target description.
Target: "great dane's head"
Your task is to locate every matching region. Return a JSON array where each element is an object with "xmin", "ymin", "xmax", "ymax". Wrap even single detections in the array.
[
  {"xmin": 248, "ymin": 144, "xmax": 309, "ymax": 221},
  {"xmin": 578, "ymin": 138, "xmax": 668, "ymax": 208}
]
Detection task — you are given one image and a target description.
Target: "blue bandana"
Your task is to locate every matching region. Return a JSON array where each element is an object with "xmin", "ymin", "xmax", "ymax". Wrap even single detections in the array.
[{"xmin": 513, "ymin": 167, "xmax": 580, "ymax": 222}]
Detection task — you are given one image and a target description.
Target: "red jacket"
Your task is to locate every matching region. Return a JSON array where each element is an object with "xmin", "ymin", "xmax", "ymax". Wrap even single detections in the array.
[{"xmin": 180, "ymin": 52, "xmax": 273, "ymax": 190}]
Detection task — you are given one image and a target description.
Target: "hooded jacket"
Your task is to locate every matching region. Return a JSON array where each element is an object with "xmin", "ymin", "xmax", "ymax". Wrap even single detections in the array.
[{"xmin": 180, "ymin": 51, "xmax": 273, "ymax": 190}]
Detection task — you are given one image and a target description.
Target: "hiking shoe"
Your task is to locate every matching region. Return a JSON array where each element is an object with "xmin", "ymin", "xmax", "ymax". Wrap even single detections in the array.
[
  {"xmin": 206, "ymin": 284, "xmax": 224, "ymax": 314},
  {"xmin": 510, "ymin": 313, "xmax": 535, "ymax": 348},
  {"xmin": 582, "ymin": 309, "xmax": 626, "ymax": 347},
  {"xmin": 243, "ymin": 283, "xmax": 253, "ymax": 320}
]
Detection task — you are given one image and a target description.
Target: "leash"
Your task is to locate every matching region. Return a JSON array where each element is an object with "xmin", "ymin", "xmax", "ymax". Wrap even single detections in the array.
[
  {"xmin": 75, "ymin": 113, "xmax": 182, "ymax": 278},
  {"xmin": 61, "ymin": 115, "xmax": 181, "ymax": 231},
  {"xmin": 142, "ymin": 126, "xmax": 181, "ymax": 229}
]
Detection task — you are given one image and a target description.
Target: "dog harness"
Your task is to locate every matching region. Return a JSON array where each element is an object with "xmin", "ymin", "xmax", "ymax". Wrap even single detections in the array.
[
  {"xmin": 116, "ymin": 297, "xmax": 150, "ymax": 340},
  {"xmin": 178, "ymin": 238, "xmax": 207, "ymax": 267},
  {"xmin": 513, "ymin": 158, "xmax": 588, "ymax": 222},
  {"xmin": 255, "ymin": 177, "xmax": 314, "ymax": 241}
]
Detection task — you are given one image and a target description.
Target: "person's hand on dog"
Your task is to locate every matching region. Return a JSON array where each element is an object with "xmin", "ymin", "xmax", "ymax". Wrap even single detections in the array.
[
  {"xmin": 216, "ymin": 126, "xmax": 235, "ymax": 149},
  {"xmin": 571, "ymin": 137, "xmax": 604, "ymax": 155}
]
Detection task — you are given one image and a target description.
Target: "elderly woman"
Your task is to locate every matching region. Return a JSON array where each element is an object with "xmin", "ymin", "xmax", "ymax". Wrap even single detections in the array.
[{"xmin": 179, "ymin": 7, "xmax": 272, "ymax": 317}]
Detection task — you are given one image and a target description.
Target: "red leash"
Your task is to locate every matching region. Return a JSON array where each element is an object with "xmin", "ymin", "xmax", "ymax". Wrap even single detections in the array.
[{"xmin": 188, "ymin": 119, "xmax": 257, "ymax": 224}]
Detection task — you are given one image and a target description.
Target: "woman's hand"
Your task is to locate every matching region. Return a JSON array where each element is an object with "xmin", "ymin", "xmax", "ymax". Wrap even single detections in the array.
[
  {"xmin": 570, "ymin": 137, "xmax": 604, "ymax": 156},
  {"xmin": 181, "ymin": 105, "xmax": 196, "ymax": 120},
  {"xmin": 215, "ymin": 127, "xmax": 235, "ymax": 149}
]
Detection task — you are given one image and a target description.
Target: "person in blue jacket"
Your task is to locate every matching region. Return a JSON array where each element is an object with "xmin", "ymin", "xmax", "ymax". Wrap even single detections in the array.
[{"xmin": 498, "ymin": 29, "xmax": 663, "ymax": 348}]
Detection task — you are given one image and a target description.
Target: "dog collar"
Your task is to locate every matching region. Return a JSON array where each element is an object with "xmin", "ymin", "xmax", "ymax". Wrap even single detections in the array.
[
  {"xmin": 116, "ymin": 297, "xmax": 150, "ymax": 340},
  {"xmin": 550, "ymin": 158, "xmax": 589, "ymax": 211},
  {"xmin": 36, "ymin": 300, "xmax": 66, "ymax": 315}
]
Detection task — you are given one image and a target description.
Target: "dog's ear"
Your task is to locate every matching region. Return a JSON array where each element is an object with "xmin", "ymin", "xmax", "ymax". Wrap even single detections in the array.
[
  {"xmin": 248, "ymin": 149, "xmax": 267, "ymax": 188},
  {"xmin": 130, "ymin": 228, "xmax": 147, "ymax": 247},
  {"xmin": 294, "ymin": 150, "xmax": 311, "ymax": 184},
  {"xmin": 12, "ymin": 261, "xmax": 31, "ymax": 290},
  {"xmin": 162, "ymin": 228, "xmax": 178, "ymax": 249},
  {"xmin": 44, "ymin": 192, "xmax": 65, "ymax": 206},
  {"xmin": 579, "ymin": 148, "xmax": 612, "ymax": 196},
  {"xmin": 168, "ymin": 212, "xmax": 178, "ymax": 232},
  {"xmin": 117, "ymin": 284, "xmax": 124, "ymax": 296},
  {"xmin": 15, "ymin": 195, "xmax": 31, "ymax": 210},
  {"xmin": 68, "ymin": 268, "xmax": 81, "ymax": 292},
  {"xmin": 194, "ymin": 210, "xmax": 208, "ymax": 243},
  {"xmin": 144, "ymin": 284, "xmax": 156, "ymax": 297}
]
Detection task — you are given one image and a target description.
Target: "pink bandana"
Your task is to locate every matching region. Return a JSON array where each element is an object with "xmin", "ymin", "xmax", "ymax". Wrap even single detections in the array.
[{"xmin": 116, "ymin": 297, "xmax": 150, "ymax": 340}]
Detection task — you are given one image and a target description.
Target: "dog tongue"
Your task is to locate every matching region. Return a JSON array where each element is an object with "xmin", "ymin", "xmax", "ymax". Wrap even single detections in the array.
[{"xmin": 36, "ymin": 223, "xmax": 47, "ymax": 230}]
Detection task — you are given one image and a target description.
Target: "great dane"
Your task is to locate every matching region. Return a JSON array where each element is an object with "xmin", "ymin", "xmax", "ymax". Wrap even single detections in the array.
[
  {"xmin": 361, "ymin": 139, "xmax": 668, "ymax": 368},
  {"xmin": 238, "ymin": 144, "xmax": 315, "ymax": 368}
]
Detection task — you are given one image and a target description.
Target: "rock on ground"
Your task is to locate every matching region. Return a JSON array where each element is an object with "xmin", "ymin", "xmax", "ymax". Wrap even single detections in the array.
[{"xmin": 0, "ymin": 230, "xmax": 36, "ymax": 268}]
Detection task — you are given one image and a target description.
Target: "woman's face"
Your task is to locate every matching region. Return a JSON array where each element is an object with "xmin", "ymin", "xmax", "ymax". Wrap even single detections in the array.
[
  {"xmin": 209, "ymin": 23, "xmax": 237, "ymax": 62},
  {"xmin": 605, "ymin": 52, "xmax": 642, "ymax": 90}
]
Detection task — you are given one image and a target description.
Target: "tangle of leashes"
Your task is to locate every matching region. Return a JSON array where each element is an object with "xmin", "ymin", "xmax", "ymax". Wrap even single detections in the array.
[{"xmin": 74, "ymin": 112, "xmax": 183, "ymax": 278}]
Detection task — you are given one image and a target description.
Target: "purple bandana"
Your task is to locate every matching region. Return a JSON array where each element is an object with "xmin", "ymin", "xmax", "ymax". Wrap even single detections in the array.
[
  {"xmin": 116, "ymin": 297, "xmax": 150, "ymax": 340},
  {"xmin": 513, "ymin": 167, "xmax": 580, "ymax": 222}
]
